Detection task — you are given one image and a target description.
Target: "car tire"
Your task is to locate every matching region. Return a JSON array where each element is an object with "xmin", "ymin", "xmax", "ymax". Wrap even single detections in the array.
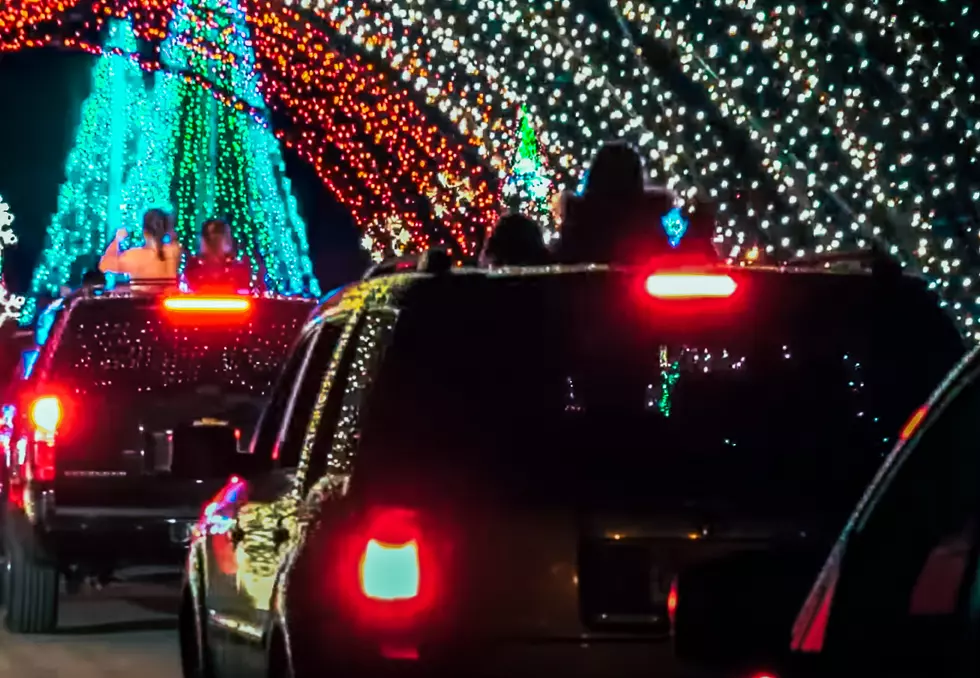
[
  {"xmin": 179, "ymin": 587, "xmax": 213, "ymax": 678},
  {"xmin": 4, "ymin": 537, "xmax": 59, "ymax": 634}
]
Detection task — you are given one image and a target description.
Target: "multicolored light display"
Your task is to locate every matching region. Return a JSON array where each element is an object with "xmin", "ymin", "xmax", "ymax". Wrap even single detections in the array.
[
  {"xmin": 0, "ymin": 194, "xmax": 26, "ymax": 327},
  {"xmin": 2, "ymin": 1, "xmax": 980, "ymax": 336},
  {"xmin": 21, "ymin": 19, "xmax": 149, "ymax": 322},
  {"xmin": 501, "ymin": 106, "xmax": 556, "ymax": 241},
  {"xmin": 155, "ymin": 0, "xmax": 318, "ymax": 295},
  {"xmin": 22, "ymin": 7, "xmax": 320, "ymax": 322}
]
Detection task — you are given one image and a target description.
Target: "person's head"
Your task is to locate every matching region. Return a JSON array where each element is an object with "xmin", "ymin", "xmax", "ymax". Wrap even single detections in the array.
[
  {"xmin": 480, "ymin": 213, "xmax": 550, "ymax": 267},
  {"xmin": 201, "ymin": 218, "xmax": 233, "ymax": 257},
  {"xmin": 584, "ymin": 141, "xmax": 645, "ymax": 199},
  {"xmin": 142, "ymin": 209, "xmax": 173, "ymax": 261},
  {"xmin": 80, "ymin": 268, "xmax": 107, "ymax": 288}
]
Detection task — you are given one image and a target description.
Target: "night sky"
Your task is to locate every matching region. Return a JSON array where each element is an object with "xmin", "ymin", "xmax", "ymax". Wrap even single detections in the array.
[{"xmin": 0, "ymin": 47, "xmax": 370, "ymax": 296}]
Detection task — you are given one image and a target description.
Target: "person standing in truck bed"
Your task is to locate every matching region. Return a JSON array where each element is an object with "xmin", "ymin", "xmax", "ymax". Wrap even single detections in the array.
[
  {"xmin": 99, "ymin": 209, "xmax": 182, "ymax": 281},
  {"xmin": 184, "ymin": 218, "xmax": 264, "ymax": 293}
]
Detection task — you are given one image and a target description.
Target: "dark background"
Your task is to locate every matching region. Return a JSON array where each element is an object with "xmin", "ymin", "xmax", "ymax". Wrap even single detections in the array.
[{"xmin": 0, "ymin": 48, "xmax": 370, "ymax": 296}]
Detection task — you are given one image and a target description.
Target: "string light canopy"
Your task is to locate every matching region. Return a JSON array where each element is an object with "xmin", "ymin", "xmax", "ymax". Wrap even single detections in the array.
[{"xmin": 3, "ymin": 0, "xmax": 980, "ymax": 336}]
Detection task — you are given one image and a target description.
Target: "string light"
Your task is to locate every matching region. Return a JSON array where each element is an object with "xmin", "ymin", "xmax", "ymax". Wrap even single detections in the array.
[
  {"xmin": 3, "ymin": 1, "xmax": 980, "ymax": 337},
  {"xmin": 157, "ymin": 0, "xmax": 318, "ymax": 295},
  {"xmin": 249, "ymin": 5, "xmax": 498, "ymax": 258},
  {"xmin": 0, "ymin": 194, "xmax": 26, "ymax": 327},
  {"xmin": 55, "ymin": 296, "xmax": 313, "ymax": 395},
  {"xmin": 21, "ymin": 19, "xmax": 150, "ymax": 323},
  {"xmin": 500, "ymin": 106, "xmax": 557, "ymax": 241},
  {"xmin": 20, "ymin": 9, "xmax": 320, "ymax": 326}
]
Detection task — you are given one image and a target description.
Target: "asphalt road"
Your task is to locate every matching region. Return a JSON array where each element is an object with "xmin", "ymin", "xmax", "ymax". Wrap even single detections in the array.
[{"xmin": 0, "ymin": 570, "xmax": 182, "ymax": 678}]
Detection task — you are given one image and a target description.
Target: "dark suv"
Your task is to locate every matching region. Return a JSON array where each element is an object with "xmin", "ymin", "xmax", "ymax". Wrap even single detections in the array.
[
  {"xmin": 180, "ymin": 259, "xmax": 964, "ymax": 678},
  {"xmin": 1, "ymin": 285, "xmax": 314, "ymax": 633},
  {"xmin": 675, "ymin": 345, "xmax": 980, "ymax": 678}
]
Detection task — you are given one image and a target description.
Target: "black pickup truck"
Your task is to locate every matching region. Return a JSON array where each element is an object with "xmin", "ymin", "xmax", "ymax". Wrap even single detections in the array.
[{"xmin": 0, "ymin": 284, "xmax": 314, "ymax": 633}]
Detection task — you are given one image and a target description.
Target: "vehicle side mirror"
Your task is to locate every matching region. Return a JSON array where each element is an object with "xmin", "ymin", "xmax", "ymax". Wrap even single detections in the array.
[{"xmin": 672, "ymin": 548, "xmax": 822, "ymax": 673}]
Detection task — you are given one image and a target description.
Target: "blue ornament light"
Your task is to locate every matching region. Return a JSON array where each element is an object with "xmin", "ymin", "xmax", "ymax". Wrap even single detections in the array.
[{"xmin": 661, "ymin": 207, "xmax": 689, "ymax": 248}]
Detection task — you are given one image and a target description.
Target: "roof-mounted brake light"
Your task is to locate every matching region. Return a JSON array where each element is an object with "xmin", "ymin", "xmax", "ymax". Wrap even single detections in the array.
[
  {"xmin": 163, "ymin": 296, "xmax": 251, "ymax": 313},
  {"xmin": 644, "ymin": 273, "xmax": 737, "ymax": 299}
]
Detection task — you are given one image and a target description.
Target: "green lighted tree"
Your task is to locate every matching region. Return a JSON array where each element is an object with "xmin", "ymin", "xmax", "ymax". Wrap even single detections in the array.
[
  {"xmin": 147, "ymin": 0, "xmax": 318, "ymax": 295},
  {"xmin": 500, "ymin": 106, "xmax": 555, "ymax": 235},
  {"xmin": 22, "ymin": 18, "xmax": 149, "ymax": 323}
]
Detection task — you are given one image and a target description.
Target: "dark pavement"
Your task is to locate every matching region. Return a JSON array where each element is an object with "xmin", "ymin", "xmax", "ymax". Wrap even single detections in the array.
[{"xmin": 0, "ymin": 569, "xmax": 181, "ymax": 678}]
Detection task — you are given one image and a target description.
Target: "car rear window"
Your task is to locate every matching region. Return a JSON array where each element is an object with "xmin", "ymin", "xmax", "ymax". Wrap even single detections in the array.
[
  {"xmin": 358, "ymin": 271, "xmax": 965, "ymax": 530},
  {"xmin": 46, "ymin": 296, "xmax": 313, "ymax": 396}
]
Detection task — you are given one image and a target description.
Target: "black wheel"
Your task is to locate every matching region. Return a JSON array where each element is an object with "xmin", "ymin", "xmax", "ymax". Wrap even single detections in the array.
[
  {"xmin": 4, "ymin": 536, "xmax": 59, "ymax": 634},
  {"xmin": 179, "ymin": 587, "xmax": 213, "ymax": 678}
]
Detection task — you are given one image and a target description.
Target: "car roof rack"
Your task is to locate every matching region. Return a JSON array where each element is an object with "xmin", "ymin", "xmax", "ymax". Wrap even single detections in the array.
[{"xmin": 780, "ymin": 245, "xmax": 904, "ymax": 277}]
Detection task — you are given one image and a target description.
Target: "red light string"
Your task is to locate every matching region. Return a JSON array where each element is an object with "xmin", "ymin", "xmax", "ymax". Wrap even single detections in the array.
[{"xmin": 0, "ymin": 0, "xmax": 502, "ymax": 260}]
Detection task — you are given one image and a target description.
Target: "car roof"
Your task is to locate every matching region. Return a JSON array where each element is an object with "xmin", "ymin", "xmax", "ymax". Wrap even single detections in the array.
[{"xmin": 309, "ymin": 259, "xmax": 943, "ymax": 327}]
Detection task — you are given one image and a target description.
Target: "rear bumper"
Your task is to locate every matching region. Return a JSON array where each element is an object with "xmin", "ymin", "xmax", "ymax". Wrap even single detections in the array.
[{"xmin": 9, "ymin": 501, "xmax": 199, "ymax": 567}]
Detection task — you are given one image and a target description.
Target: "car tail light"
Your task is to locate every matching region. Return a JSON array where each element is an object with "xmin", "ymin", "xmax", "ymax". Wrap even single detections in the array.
[
  {"xmin": 29, "ymin": 395, "xmax": 61, "ymax": 482},
  {"xmin": 333, "ymin": 506, "xmax": 441, "ymax": 630},
  {"xmin": 667, "ymin": 577, "xmax": 679, "ymax": 625},
  {"xmin": 645, "ymin": 273, "xmax": 737, "ymax": 299},
  {"xmin": 359, "ymin": 508, "xmax": 422, "ymax": 601},
  {"xmin": 30, "ymin": 396, "xmax": 62, "ymax": 437},
  {"xmin": 162, "ymin": 296, "xmax": 251, "ymax": 313}
]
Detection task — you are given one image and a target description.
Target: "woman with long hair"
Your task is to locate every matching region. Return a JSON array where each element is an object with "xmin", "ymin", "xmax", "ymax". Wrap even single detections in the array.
[
  {"xmin": 183, "ymin": 218, "xmax": 262, "ymax": 292},
  {"xmin": 553, "ymin": 140, "xmax": 718, "ymax": 264},
  {"xmin": 99, "ymin": 209, "xmax": 181, "ymax": 280}
]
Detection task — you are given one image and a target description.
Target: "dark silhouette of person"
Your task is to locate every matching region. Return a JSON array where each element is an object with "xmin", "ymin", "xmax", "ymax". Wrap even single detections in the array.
[
  {"xmin": 554, "ymin": 141, "xmax": 718, "ymax": 264},
  {"xmin": 480, "ymin": 213, "xmax": 551, "ymax": 267},
  {"xmin": 184, "ymin": 218, "xmax": 263, "ymax": 293},
  {"xmin": 80, "ymin": 268, "xmax": 106, "ymax": 287}
]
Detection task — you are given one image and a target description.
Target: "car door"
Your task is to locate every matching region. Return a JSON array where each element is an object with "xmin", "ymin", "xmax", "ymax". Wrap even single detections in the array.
[
  {"xmin": 794, "ymin": 355, "xmax": 980, "ymax": 678},
  {"xmin": 203, "ymin": 328, "xmax": 316, "ymax": 626},
  {"xmin": 222, "ymin": 309, "xmax": 360, "ymax": 672},
  {"xmin": 279, "ymin": 308, "xmax": 401, "ymax": 662}
]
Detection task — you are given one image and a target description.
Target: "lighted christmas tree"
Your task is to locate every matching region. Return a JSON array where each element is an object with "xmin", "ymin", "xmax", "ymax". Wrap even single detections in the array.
[
  {"xmin": 147, "ymin": 0, "xmax": 319, "ymax": 295},
  {"xmin": 500, "ymin": 107, "xmax": 556, "ymax": 238},
  {"xmin": 0, "ymin": 196, "xmax": 26, "ymax": 328},
  {"xmin": 22, "ymin": 18, "xmax": 149, "ymax": 322}
]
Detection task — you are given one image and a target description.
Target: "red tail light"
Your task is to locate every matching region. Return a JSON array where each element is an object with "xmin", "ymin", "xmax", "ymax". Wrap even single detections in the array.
[
  {"xmin": 29, "ymin": 395, "xmax": 61, "ymax": 482},
  {"xmin": 358, "ymin": 508, "xmax": 422, "ymax": 601},
  {"xmin": 645, "ymin": 273, "xmax": 737, "ymax": 299},
  {"xmin": 667, "ymin": 577, "xmax": 679, "ymax": 625},
  {"xmin": 30, "ymin": 396, "xmax": 62, "ymax": 437},
  {"xmin": 333, "ymin": 507, "xmax": 440, "ymax": 629}
]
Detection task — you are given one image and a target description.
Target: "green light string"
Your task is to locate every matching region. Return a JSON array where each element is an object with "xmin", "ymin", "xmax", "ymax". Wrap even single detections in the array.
[
  {"xmin": 23, "ymin": 4, "xmax": 321, "ymax": 325},
  {"xmin": 501, "ymin": 106, "xmax": 554, "ymax": 230},
  {"xmin": 657, "ymin": 344, "xmax": 680, "ymax": 418},
  {"xmin": 156, "ymin": 0, "xmax": 318, "ymax": 294},
  {"xmin": 23, "ymin": 18, "xmax": 147, "ymax": 324}
]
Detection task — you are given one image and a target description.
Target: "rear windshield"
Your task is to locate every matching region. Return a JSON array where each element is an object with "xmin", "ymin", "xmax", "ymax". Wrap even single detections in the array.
[
  {"xmin": 360, "ymin": 271, "xmax": 965, "ymax": 529},
  {"xmin": 46, "ymin": 296, "xmax": 312, "ymax": 397}
]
